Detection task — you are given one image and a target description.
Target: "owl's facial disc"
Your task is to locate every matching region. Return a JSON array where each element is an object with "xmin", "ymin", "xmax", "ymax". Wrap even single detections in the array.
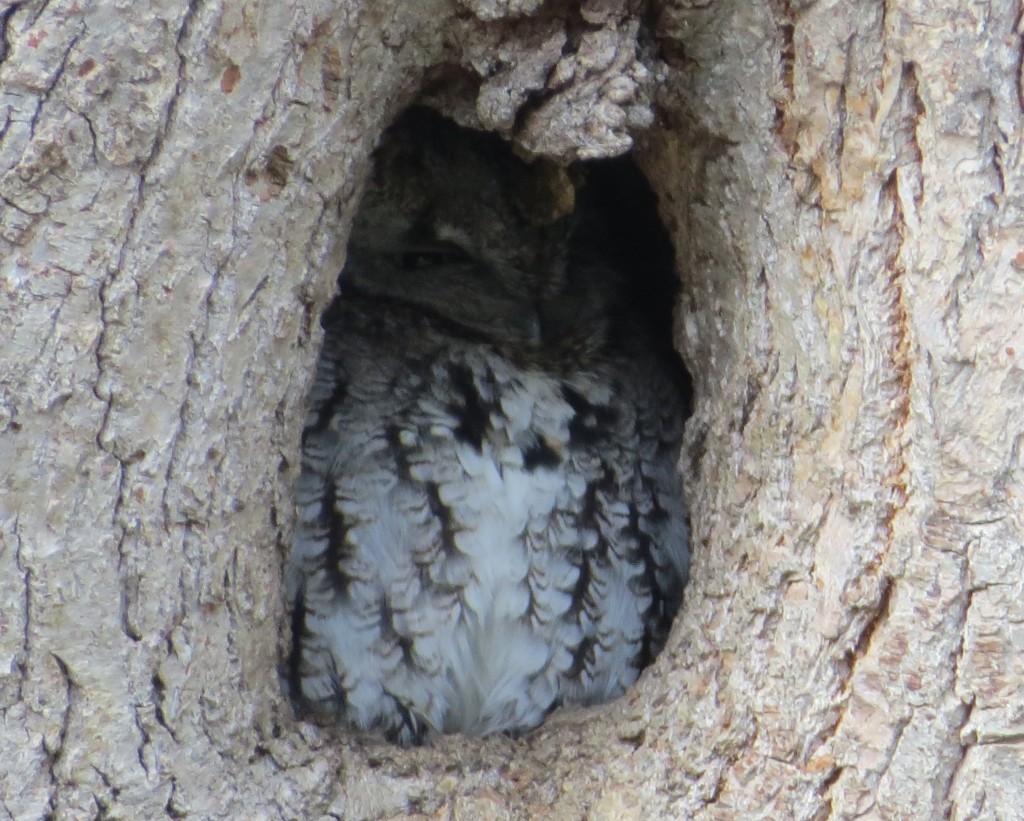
[{"xmin": 341, "ymin": 243, "xmax": 543, "ymax": 347}]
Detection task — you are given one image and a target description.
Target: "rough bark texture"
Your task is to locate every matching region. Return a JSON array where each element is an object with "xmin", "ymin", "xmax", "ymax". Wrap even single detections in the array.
[{"xmin": 1, "ymin": 0, "xmax": 1021, "ymax": 818}]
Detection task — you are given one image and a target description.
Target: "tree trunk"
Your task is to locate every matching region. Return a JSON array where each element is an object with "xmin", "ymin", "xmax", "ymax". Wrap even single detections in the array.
[{"xmin": 1, "ymin": 0, "xmax": 1020, "ymax": 818}]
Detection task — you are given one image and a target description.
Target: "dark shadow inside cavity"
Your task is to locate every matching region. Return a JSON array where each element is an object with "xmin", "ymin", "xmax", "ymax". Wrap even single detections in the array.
[{"xmin": 569, "ymin": 155, "xmax": 691, "ymax": 407}]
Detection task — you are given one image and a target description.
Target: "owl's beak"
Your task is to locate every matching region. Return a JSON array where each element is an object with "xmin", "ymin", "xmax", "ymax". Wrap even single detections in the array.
[{"xmin": 517, "ymin": 307, "xmax": 543, "ymax": 348}]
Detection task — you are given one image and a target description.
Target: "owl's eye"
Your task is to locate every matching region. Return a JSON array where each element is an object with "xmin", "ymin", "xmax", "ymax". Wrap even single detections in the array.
[
  {"xmin": 401, "ymin": 251, "xmax": 444, "ymax": 270},
  {"xmin": 399, "ymin": 244, "xmax": 469, "ymax": 271}
]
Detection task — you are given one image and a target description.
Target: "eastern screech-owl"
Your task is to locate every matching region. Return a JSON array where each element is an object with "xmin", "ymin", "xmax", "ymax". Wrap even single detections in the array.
[{"xmin": 287, "ymin": 108, "xmax": 689, "ymax": 744}]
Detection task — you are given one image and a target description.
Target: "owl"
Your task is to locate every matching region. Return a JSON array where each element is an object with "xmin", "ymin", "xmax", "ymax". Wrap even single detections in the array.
[{"xmin": 287, "ymin": 108, "xmax": 689, "ymax": 744}]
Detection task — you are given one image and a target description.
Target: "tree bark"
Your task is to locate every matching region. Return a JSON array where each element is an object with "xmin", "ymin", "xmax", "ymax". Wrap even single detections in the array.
[{"xmin": 1, "ymin": 0, "xmax": 1020, "ymax": 818}]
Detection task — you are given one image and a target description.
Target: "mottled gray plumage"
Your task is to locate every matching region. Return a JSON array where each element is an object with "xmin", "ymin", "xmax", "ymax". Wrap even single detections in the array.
[{"xmin": 287, "ymin": 109, "xmax": 688, "ymax": 743}]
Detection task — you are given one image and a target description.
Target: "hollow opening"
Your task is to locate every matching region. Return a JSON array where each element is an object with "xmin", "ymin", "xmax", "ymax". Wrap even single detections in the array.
[{"xmin": 287, "ymin": 106, "xmax": 692, "ymax": 745}]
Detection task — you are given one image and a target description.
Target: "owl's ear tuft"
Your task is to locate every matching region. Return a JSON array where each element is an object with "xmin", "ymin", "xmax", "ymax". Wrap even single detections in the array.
[{"xmin": 512, "ymin": 161, "xmax": 579, "ymax": 226}]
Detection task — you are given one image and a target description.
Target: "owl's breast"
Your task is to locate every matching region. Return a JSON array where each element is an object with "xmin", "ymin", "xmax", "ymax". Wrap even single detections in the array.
[{"xmin": 289, "ymin": 299, "xmax": 687, "ymax": 742}]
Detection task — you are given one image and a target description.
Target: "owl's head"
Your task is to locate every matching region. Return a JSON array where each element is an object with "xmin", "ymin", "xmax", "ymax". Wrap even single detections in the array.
[{"xmin": 341, "ymin": 108, "xmax": 625, "ymax": 353}]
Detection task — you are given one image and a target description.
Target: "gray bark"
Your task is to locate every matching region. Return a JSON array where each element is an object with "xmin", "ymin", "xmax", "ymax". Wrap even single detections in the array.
[{"xmin": 1, "ymin": 0, "xmax": 1021, "ymax": 818}]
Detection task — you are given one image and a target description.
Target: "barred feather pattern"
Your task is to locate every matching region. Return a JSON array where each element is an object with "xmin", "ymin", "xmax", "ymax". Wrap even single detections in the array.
[{"xmin": 288, "ymin": 293, "xmax": 688, "ymax": 744}]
